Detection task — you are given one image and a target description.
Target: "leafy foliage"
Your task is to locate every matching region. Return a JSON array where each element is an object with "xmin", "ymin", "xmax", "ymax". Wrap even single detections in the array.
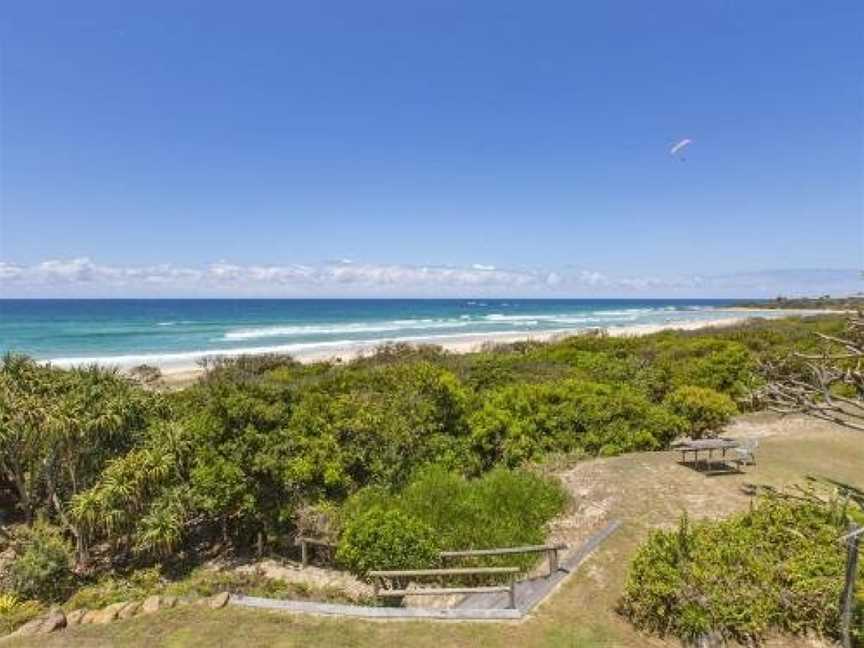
[
  {"xmin": 0, "ymin": 594, "xmax": 42, "ymax": 636},
  {"xmin": 469, "ymin": 380, "xmax": 684, "ymax": 466},
  {"xmin": 339, "ymin": 466, "xmax": 567, "ymax": 574},
  {"xmin": 4, "ymin": 522, "xmax": 75, "ymax": 603},
  {"xmin": 620, "ymin": 496, "xmax": 860, "ymax": 643},
  {"xmin": 663, "ymin": 385, "xmax": 738, "ymax": 439},
  {"xmin": 336, "ymin": 508, "xmax": 440, "ymax": 577}
]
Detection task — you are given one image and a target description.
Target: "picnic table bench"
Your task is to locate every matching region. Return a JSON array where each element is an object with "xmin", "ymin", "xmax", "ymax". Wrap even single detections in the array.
[{"xmin": 673, "ymin": 438, "xmax": 743, "ymax": 473}]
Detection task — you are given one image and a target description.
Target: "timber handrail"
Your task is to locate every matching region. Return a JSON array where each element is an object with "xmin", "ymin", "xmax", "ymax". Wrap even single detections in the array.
[
  {"xmin": 294, "ymin": 536, "xmax": 336, "ymax": 568},
  {"xmin": 440, "ymin": 543, "xmax": 568, "ymax": 577},
  {"xmin": 369, "ymin": 566, "xmax": 520, "ymax": 609},
  {"xmin": 369, "ymin": 566, "xmax": 519, "ymax": 578}
]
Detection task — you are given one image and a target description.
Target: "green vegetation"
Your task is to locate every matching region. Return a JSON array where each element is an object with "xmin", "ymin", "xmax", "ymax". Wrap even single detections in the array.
[
  {"xmin": 337, "ymin": 467, "xmax": 567, "ymax": 576},
  {"xmin": 663, "ymin": 385, "xmax": 738, "ymax": 439},
  {"xmin": 0, "ymin": 315, "xmax": 853, "ymax": 636},
  {"xmin": 620, "ymin": 493, "xmax": 861, "ymax": 644},
  {"xmin": 736, "ymin": 295, "xmax": 864, "ymax": 310},
  {"xmin": 4, "ymin": 522, "xmax": 75, "ymax": 603},
  {"xmin": 63, "ymin": 567, "xmax": 358, "ymax": 611},
  {"xmin": 0, "ymin": 595, "xmax": 42, "ymax": 636},
  {"xmin": 337, "ymin": 508, "xmax": 440, "ymax": 577}
]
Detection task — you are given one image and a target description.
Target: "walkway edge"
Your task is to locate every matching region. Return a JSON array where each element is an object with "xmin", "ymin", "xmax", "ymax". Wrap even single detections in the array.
[{"xmin": 229, "ymin": 596, "xmax": 522, "ymax": 619}]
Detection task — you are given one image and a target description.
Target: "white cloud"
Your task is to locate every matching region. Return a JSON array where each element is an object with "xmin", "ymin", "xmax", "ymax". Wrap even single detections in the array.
[{"xmin": 0, "ymin": 258, "xmax": 859, "ymax": 298}]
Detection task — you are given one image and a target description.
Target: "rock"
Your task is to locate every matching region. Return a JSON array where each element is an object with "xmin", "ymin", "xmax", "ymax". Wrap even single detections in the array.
[
  {"xmin": 117, "ymin": 601, "xmax": 140, "ymax": 619},
  {"xmin": 140, "ymin": 595, "xmax": 161, "ymax": 615},
  {"xmin": 39, "ymin": 608, "xmax": 66, "ymax": 633},
  {"xmin": 81, "ymin": 609, "xmax": 101, "ymax": 625},
  {"xmin": 9, "ymin": 608, "xmax": 66, "ymax": 637},
  {"xmin": 691, "ymin": 632, "xmax": 725, "ymax": 648},
  {"xmin": 160, "ymin": 595, "xmax": 177, "ymax": 609},
  {"xmin": 9, "ymin": 618, "xmax": 44, "ymax": 637},
  {"xmin": 208, "ymin": 592, "xmax": 230, "ymax": 609},
  {"xmin": 93, "ymin": 602, "xmax": 126, "ymax": 624},
  {"xmin": 65, "ymin": 609, "xmax": 87, "ymax": 626}
]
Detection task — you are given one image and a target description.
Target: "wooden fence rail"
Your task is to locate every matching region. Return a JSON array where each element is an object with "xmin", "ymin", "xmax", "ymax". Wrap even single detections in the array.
[
  {"xmin": 294, "ymin": 536, "xmax": 336, "ymax": 568},
  {"xmin": 369, "ymin": 566, "xmax": 520, "ymax": 609},
  {"xmin": 440, "ymin": 543, "xmax": 568, "ymax": 577}
]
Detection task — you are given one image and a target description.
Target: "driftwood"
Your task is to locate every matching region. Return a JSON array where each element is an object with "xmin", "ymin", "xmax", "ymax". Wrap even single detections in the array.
[{"xmin": 759, "ymin": 315, "xmax": 864, "ymax": 431}]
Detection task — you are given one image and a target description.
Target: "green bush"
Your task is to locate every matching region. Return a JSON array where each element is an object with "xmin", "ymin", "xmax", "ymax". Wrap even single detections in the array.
[
  {"xmin": 469, "ymin": 380, "xmax": 685, "ymax": 466},
  {"xmin": 663, "ymin": 385, "xmax": 738, "ymax": 439},
  {"xmin": 339, "ymin": 467, "xmax": 567, "ymax": 573},
  {"xmin": 0, "ymin": 594, "xmax": 43, "ymax": 636},
  {"xmin": 336, "ymin": 507, "xmax": 440, "ymax": 577},
  {"xmin": 5, "ymin": 523, "xmax": 75, "ymax": 603},
  {"xmin": 620, "ymin": 497, "xmax": 856, "ymax": 644}
]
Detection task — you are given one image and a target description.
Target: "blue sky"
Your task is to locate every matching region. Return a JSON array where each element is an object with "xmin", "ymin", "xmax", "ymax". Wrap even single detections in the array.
[{"xmin": 0, "ymin": 1, "xmax": 861, "ymax": 297}]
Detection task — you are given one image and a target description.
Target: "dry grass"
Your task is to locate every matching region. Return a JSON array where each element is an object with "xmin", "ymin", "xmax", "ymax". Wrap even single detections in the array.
[{"xmin": 6, "ymin": 413, "xmax": 860, "ymax": 648}]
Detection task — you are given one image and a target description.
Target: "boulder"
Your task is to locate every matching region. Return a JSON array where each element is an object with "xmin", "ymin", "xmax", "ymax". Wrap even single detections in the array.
[
  {"xmin": 9, "ymin": 618, "xmax": 44, "ymax": 637},
  {"xmin": 81, "ymin": 609, "xmax": 101, "ymax": 625},
  {"xmin": 140, "ymin": 595, "xmax": 161, "ymax": 615},
  {"xmin": 39, "ymin": 608, "xmax": 67, "ymax": 633},
  {"xmin": 160, "ymin": 595, "xmax": 177, "ymax": 609},
  {"xmin": 118, "ymin": 601, "xmax": 140, "ymax": 619},
  {"xmin": 9, "ymin": 608, "xmax": 66, "ymax": 636},
  {"xmin": 208, "ymin": 592, "xmax": 230, "ymax": 609},
  {"xmin": 65, "ymin": 609, "xmax": 87, "ymax": 626},
  {"xmin": 93, "ymin": 602, "xmax": 126, "ymax": 624}
]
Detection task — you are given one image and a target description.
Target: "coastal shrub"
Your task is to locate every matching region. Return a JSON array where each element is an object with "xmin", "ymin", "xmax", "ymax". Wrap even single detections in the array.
[
  {"xmin": 4, "ymin": 523, "xmax": 75, "ymax": 603},
  {"xmin": 0, "ymin": 594, "xmax": 42, "ymax": 636},
  {"xmin": 272, "ymin": 361, "xmax": 473, "ymax": 498},
  {"xmin": 339, "ymin": 467, "xmax": 567, "ymax": 573},
  {"xmin": 468, "ymin": 380, "xmax": 685, "ymax": 466},
  {"xmin": 619, "ymin": 497, "xmax": 857, "ymax": 644},
  {"xmin": 336, "ymin": 507, "xmax": 440, "ymax": 577},
  {"xmin": 663, "ymin": 385, "xmax": 738, "ymax": 439},
  {"xmin": 660, "ymin": 340, "xmax": 755, "ymax": 399}
]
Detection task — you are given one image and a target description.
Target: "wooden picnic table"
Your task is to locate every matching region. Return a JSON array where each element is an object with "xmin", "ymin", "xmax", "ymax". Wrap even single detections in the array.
[{"xmin": 673, "ymin": 438, "xmax": 741, "ymax": 472}]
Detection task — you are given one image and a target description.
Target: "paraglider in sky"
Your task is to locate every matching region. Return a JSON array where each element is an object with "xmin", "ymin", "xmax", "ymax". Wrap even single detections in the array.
[{"xmin": 669, "ymin": 138, "xmax": 692, "ymax": 161}]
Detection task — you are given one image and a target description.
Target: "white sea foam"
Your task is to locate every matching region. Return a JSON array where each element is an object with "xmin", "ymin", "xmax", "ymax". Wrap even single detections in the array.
[{"xmin": 222, "ymin": 318, "xmax": 476, "ymax": 340}]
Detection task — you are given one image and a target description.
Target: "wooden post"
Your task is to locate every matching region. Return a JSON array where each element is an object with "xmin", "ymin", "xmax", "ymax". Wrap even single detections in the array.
[
  {"xmin": 507, "ymin": 578, "xmax": 516, "ymax": 609},
  {"xmin": 840, "ymin": 523, "xmax": 861, "ymax": 648},
  {"xmin": 301, "ymin": 539, "xmax": 309, "ymax": 568},
  {"xmin": 547, "ymin": 548, "xmax": 558, "ymax": 576}
]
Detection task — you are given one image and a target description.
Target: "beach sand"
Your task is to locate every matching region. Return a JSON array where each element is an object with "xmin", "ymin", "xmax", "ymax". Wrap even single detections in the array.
[{"xmin": 154, "ymin": 315, "xmax": 756, "ymax": 387}]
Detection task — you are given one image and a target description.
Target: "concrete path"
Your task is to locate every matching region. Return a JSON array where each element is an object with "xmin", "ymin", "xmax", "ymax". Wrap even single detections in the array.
[{"xmin": 456, "ymin": 520, "xmax": 621, "ymax": 612}]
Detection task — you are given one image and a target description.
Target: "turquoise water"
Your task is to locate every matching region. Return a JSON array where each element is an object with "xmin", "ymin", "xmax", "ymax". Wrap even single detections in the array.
[{"xmin": 0, "ymin": 299, "xmax": 775, "ymax": 369}]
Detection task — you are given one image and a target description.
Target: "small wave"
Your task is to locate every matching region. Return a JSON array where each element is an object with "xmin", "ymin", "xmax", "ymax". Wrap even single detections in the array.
[{"xmin": 223, "ymin": 319, "xmax": 474, "ymax": 340}]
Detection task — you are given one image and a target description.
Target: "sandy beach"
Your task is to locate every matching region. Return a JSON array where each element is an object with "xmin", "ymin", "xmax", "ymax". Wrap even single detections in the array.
[{"xmin": 153, "ymin": 314, "xmax": 759, "ymax": 386}]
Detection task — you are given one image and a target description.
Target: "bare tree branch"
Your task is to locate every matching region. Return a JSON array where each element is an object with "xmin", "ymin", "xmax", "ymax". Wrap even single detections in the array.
[{"xmin": 758, "ymin": 315, "xmax": 863, "ymax": 432}]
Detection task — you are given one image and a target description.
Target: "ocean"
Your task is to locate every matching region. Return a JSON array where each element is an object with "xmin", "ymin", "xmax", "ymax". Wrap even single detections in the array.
[{"xmin": 0, "ymin": 298, "xmax": 779, "ymax": 370}]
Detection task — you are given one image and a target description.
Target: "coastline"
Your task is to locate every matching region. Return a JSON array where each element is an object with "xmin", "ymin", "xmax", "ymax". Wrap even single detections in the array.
[
  {"xmin": 24, "ymin": 305, "xmax": 843, "ymax": 388},
  {"xmin": 154, "ymin": 315, "xmax": 755, "ymax": 386}
]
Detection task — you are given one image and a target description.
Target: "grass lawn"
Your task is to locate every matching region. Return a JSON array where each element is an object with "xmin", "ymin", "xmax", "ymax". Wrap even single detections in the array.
[{"xmin": 6, "ymin": 413, "xmax": 861, "ymax": 648}]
